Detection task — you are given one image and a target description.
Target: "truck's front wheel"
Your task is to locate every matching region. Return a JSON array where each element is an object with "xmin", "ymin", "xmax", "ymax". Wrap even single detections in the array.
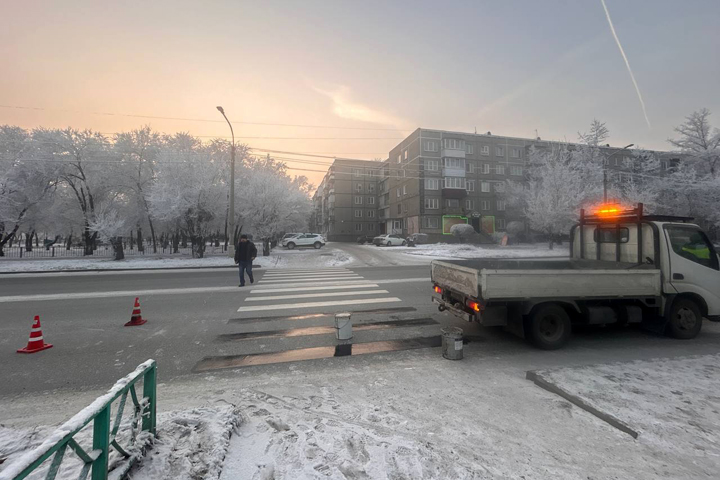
[
  {"xmin": 667, "ymin": 298, "xmax": 703, "ymax": 340},
  {"xmin": 526, "ymin": 304, "xmax": 571, "ymax": 350}
]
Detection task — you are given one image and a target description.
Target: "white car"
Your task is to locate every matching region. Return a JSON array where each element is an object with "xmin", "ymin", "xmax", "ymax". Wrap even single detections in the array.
[
  {"xmin": 284, "ymin": 233, "xmax": 326, "ymax": 249},
  {"xmin": 373, "ymin": 234, "xmax": 407, "ymax": 246},
  {"xmin": 281, "ymin": 233, "xmax": 302, "ymax": 247}
]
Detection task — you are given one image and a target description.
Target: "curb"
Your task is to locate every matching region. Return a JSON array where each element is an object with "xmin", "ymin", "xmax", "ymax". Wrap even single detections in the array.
[
  {"xmin": 526, "ymin": 370, "xmax": 639, "ymax": 439},
  {"xmin": 0, "ymin": 265, "xmax": 264, "ymax": 275}
]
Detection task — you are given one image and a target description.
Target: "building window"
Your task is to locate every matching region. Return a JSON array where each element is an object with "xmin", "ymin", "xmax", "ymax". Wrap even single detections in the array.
[
  {"xmin": 368, "ymin": 197, "xmax": 375, "ymax": 205},
  {"xmin": 397, "ymin": 154, "xmax": 402, "ymax": 164},
  {"xmin": 425, "ymin": 159, "xmax": 439, "ymax": 171},
  {"xmin": 446, "ymin": 199, "xmax": 460, "ymax": 208},
  {"xmin": 481, "ymin": 200, "xmax": 490, "ymax": 210},
  {"xmin": 496, "ymin": 164, "xmax": 505, "ymax": 175},
  {"xmin": 496, "ymin": 218, "xmax": 506, "ymax": 229},
  {"xmin": 444, "ymin": 177, "xmax": 466, "ymax": 189},
  {"xmin": 443, "ymin": 138, "xmax": 465, "ymax": 150},
  {"xmin": 466, "ymin": 180, "xmax": 475, "ymax": 192},
  {"xmin": 466, "ymin": 144, "xmax": 474, "ymax": 154},
  {"xmin": 510, "ymin": 166, "xmax": 523, "ymax": 176},
  {"xmin": 355, "ymin": 223, "xmax": 363, "ymax": 231},
  {"xmin": 402, "ymin": 169, "xmax": 406, "ymax": 178},
  {"xmin": 397, "ymin": 188, "xmax": 401, "ymax": 198},
  {"xmin": 397, "ymin": 204, "xmax": 402, "ymax": 214},
  {"xmin": 368, "ymin": 223, "xmax": 375, "ymax": 232},
  {"xmin": 603, "ymin": 158, "xmax": 610, "ymax": 166},
  {"xmin": 465, "ymin": 199, "xmax": 474, "ymax": 210},
  {"xmin": 481, "ymin": 181, "xmax": 490, "ymax": 192},
  {"xmin": 393, "ymin": 220, "xmax": 401, "ymax": 230},
  {"xmin": 614, "ymin": 157, "xmax": 621, "ymax": 166},
  {"xmin": 497, "ymin": 200, "xmax": 506, "ymax": 211},
  {"xmin": 481, "ymin": 163, "xmax": 490, "ymax": 174},
  {"xmin": 353, "ymin": 168, "xmax": 362, "ymax": 177},
  {"xmin": 466, "ymin": 162, "xmax": 475, "ymax": 173},
  {"xmin": 404, "ymin": 150, "xmax": 408, "ymax": 160},
  {"xmin": 424, "ymin": 198, "xmax": 439, "ymax": 209},
  {"xmin": 425, "ymin": 178, "xmax": 439, "ymax": 190},
  {"xmin": 481, "ymin": 145, "xmax": 490, "ymax": 156},
  {"xmin": 495, "ymin": 182, "xmax": 506, "ymax": 192},
  {"xmin": 354, "ymin": 196, "xmax": 363, "ymax": 205},
  {"xmin": 403, "ymin": 185, "xmax": 407, "ymax": 195},
  {"xmin": 368, "ymin": 184, "xmax": 375, "ymax": 193},
  {"xmin": 496, "ymin": 146, "xmax": 504, "ymax": 157},
  {"xmin": 356, "ymin": 184, "xmax": 363, "ymax": 193},
  {"xmin": 423, "ymin": 216, "xmax": 440, "ymax": 229},
  {"xmin": 424, "ymin": 140, "xmax": 439, "ymax": 152},
  {"xmin": 511, "ymin": 147, "xmax": 521, "ymax": 158},
  {"xmin": 443, "ymin": 158, "xmax": 465, "ymax": 168},
  {"xmin": 355, "ymin": 210, "xmax": 363, "ymax": 218},
  {"xmin": 368, "ymin": 209, "xmax": 376, "ymax": 218}
]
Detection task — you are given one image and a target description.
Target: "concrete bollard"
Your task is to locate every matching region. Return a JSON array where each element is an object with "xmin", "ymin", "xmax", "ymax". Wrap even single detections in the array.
[
  {"xmin": 441, "ymin": 327, "xmax": 463, "ymax": 360},
  {"xmin": 335, "ymin": 312, "xmax": 352, "ymax": 340}
]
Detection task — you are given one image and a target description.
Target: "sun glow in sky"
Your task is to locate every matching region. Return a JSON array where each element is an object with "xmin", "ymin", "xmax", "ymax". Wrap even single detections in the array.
[{"xmin": 2, "ymin": 0, "xmax": 719, "ymax": 187}]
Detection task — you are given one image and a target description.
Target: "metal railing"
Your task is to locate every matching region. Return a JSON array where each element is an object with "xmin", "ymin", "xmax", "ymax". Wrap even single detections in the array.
[
  {"xmin": 0, "ymin": 360, "xmax": 157, "ymax": 480},
  {"xmin": 1, "ymin": 245, "xmax": 228, "ymax": 259}
]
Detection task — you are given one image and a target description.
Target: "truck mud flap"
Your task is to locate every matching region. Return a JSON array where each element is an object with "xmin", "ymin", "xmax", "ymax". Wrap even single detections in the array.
[{"xmin": 432, "ymin": 296, "xmax": 475, "ymax": 322}]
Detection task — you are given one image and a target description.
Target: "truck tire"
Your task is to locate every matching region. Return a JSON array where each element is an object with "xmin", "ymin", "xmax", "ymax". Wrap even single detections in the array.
[
  {"xmin": 526, "ymin": 304, "xmax": 571, "ymax": 350},
  {"xmin": 287, "ymin": 242, "xmax": 296, "ymax": 250},
  {"xmin": 667, "ymin": 298, "xmax": 703, "ymax": 340}
]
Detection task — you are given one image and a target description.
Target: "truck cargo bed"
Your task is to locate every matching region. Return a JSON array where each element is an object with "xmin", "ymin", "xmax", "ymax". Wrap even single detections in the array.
[{"xmin": 431, "ymin": 259, "xmax": 661, "ymax": 301}]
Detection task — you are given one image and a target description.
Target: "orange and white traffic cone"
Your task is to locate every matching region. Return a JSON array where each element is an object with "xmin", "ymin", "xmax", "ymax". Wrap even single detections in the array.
[
  {"xmin": 17, "ymin": 315, "xmax": 53, "ymax": 354},
  {"xmin": 125, "ymin": 297, "xmax": 147, "ymax": 326}
]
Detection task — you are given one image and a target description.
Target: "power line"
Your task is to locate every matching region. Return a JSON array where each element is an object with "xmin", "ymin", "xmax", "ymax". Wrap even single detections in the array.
[{"xmin": 0, "ymin": 104, "xmax": 409, "ymax": 131}]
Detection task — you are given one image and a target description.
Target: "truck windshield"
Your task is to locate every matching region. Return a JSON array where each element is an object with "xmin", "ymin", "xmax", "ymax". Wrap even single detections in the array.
[{"xmin": 666, "ymin": 226, "xmax": 719, "ymax": 270}]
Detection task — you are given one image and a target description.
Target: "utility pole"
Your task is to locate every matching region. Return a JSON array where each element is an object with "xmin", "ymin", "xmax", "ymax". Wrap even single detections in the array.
[
  {"xmin": 603, "ymin": 143, "xmax": 634, "ymax": 203},
  {"xmin": 217, "ymin": 106, "xmax": 236, "ymax": 258}
]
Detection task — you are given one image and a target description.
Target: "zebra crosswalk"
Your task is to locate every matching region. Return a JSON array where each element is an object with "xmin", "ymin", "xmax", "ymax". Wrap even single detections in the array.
[{"xmin": 237, "ymin": 268, "xmax": 402, "ymax": 314}]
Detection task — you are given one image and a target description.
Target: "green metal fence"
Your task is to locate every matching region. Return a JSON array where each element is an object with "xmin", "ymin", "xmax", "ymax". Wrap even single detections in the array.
[{"xmin": 0, "ymin": 360, "xmax": 157, "ymax": 480}]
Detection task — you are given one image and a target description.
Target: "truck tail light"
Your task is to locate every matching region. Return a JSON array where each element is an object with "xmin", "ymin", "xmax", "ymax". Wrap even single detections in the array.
[
  {"xmin": 466, "ymin": 300, "xmax": 482, "ymax": 312},
  {"xmin": 433, "ymin": 285, "xmax": 443, "ymax": 294}
]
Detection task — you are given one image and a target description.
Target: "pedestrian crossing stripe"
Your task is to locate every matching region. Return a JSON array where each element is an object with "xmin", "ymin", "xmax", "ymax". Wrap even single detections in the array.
[
  {"xmin": 237, "ymin": 297, "xmax": 402, "ymax": 312},
  {"xmin": 245, "ymin": 289, "xmax": 389, "ymax": 301}
]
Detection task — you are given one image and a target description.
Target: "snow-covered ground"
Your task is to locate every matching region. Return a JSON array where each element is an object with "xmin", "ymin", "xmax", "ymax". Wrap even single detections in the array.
[
  {"xmin": 0, "ymin": 243, "xmax": 567, "ymax": 273},
  {"xmin": 0, "ymin": 246, "xmax": 355, "ymax": 273},
  {"xmin": 535, "ymin": 354, "xmax": 720, "ymax": 478},
  {"xmin": 2, "ymin": 348, "xmax": 710, "ymax": 479}
]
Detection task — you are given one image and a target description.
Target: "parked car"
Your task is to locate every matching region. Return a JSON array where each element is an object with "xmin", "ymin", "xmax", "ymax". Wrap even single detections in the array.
[
  {"xmin": 356, "ymin": 235, "xmax": 375, "ymax": 244},
  {"xmin": 372, "ymin": 234, "xmax": 407, "ymax": 246},
  {"xmin": 284, "ymin": 233, "xmax": 326, "ymax": 249},
  {"xmin": 281, "ymin": 233, "xmax": 301, "ymax": 247}
]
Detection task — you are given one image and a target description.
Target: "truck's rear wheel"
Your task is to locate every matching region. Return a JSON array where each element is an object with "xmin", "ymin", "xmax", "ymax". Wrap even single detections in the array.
[
  {"xmin": 667, "ymin": 298, "xmax": 703, "ymax": 339},
  {"xmin": 526, "ymin": 304, "xmax": 571, "ymax": 350}
]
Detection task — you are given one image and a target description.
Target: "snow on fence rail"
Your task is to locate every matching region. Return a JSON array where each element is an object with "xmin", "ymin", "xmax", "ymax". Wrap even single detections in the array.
[
  {"xmin": 1, "ymin": 245, "xmax": 229, "ymax": 259},
  {"xmin": 0, "ymin": 360, "xmax": 157, "ymax": 480}
]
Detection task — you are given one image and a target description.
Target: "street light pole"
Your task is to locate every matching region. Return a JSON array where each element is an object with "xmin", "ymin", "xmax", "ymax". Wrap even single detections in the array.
[
  {"xmin": 217, "ymin": 106, "xmax": 236, "ymax": 258},
  {"xmin": 603, "ymin": 143, "xmax": 634, "ymax": 203}
]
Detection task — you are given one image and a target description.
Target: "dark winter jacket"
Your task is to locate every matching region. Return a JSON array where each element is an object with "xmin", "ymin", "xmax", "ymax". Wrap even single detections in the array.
[{"xmin": 234, "ymin": 241, "xmax": 257, "ymax": 263}]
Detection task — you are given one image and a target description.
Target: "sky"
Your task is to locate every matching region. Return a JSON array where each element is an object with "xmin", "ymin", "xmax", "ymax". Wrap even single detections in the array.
[{"xmin": 2, "ymin": 0, "xmax": 719, "ymax": 187}]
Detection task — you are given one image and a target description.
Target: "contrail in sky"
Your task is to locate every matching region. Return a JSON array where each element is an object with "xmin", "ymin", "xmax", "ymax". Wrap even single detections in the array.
[{"xmin": 600, "ymin": 0, "xmax": 651, "ymax": 129}]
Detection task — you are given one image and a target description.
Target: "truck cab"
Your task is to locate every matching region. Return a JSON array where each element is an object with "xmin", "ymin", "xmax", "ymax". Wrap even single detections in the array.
[{"xmin": 431, "ymin": 204, "xmax": 720, "ymax": 349}]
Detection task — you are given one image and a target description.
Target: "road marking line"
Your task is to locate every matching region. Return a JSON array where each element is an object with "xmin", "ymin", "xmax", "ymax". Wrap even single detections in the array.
[
  {"xmin": 262, "ymin": 272, "xmax": 356, "ymax": 278},
  {"xmin": 249, "ymin": 279, "xmax": 372, "ymax": 288},
  {"xmin": 250, "ymin": 284, "xmax": 379, "ymax": 293},
  {"xmin": 237, "ymin": 297, "xmax": 402, "ymax": 312},
  {"xmin": 0, "ymin": 286, "xmax": 242, "ymax": 302},
  {"xmin": 264, "ymin": 269, "xmax": 351, "ymax": 274},
  {"xmin": 245, "ymin": 289, "xmax": 388, "ymax": 301},
  {"xmin": 375, "ymin": 277, "xmax": 429, "ymax": 284},
  {"xmin": 259, "ymin": 276, "xmax": 362, "ymax": 284}
]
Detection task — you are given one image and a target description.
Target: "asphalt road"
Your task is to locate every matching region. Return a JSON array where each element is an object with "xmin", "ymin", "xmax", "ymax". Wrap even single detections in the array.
[{"xmin": 1, "ymin": 244, "xmax": 719, "ymax": 398}]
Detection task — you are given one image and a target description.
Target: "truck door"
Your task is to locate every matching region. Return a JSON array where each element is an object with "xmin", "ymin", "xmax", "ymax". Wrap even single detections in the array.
[{"xmin": 664, "ymin": 225, "xmax": 720, "ymax": 316}]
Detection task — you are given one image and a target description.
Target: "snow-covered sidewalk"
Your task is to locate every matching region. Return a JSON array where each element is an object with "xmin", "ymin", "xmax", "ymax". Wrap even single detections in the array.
[
  {"xmin": 2, "ymin": 348, "xmax": 709, "ymax": 479},
  {"xmin": 385, "ymin": 242, "xmax": 569, "ymax": 259},
  {"xmin": 0, "ymin": 246, "xmax": 356, "ymax": 273}
]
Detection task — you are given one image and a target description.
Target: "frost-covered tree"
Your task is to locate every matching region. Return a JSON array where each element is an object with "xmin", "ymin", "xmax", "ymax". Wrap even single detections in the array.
[
  {"xmin": 0, "ymin": 126, "xmax": 59, "ymax": 255},
  {"xmin": 669, "ymin": 108, "xmax": 720, "ymax": 176},
  {"xmin": 238, "ymin": 155, "xmax": 312, "ymax": 256},
  {"xmin": 149, "ymin": 134, "xmax": 226, "ymax": 258}
]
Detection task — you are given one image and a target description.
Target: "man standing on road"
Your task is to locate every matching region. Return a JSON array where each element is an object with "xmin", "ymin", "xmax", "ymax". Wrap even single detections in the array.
[{"xmin": 234, "ymin": 234, "xmax": 257, "ymax": 287}]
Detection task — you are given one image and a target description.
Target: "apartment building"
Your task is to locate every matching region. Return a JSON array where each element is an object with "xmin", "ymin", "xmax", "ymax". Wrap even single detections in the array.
[
  {"xmin": 312, "ymin": 128, "xmax": 681, "ymax": 242},
  {"xmin": 312, "ymin": 158, "xmax": 382, "ymax": 242}
]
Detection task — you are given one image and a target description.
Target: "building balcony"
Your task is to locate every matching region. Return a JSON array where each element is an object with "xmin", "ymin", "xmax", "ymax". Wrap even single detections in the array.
[
  {"xmin": 442, "ymin": 188, "xmax": 468, "ymax": 199},
  {"xmin": 442, "ymin": 167, "xmax": 466, "ymax": 177},
  {"xmin": 442, "ymin": 148, "xmax": 466, "ymax": 158}
]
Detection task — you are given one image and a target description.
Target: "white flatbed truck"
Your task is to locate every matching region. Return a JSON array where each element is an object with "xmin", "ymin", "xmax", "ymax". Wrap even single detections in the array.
[{"xmin": 431, "ymin": 204, "xmax": 720, "ymax": 349}]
